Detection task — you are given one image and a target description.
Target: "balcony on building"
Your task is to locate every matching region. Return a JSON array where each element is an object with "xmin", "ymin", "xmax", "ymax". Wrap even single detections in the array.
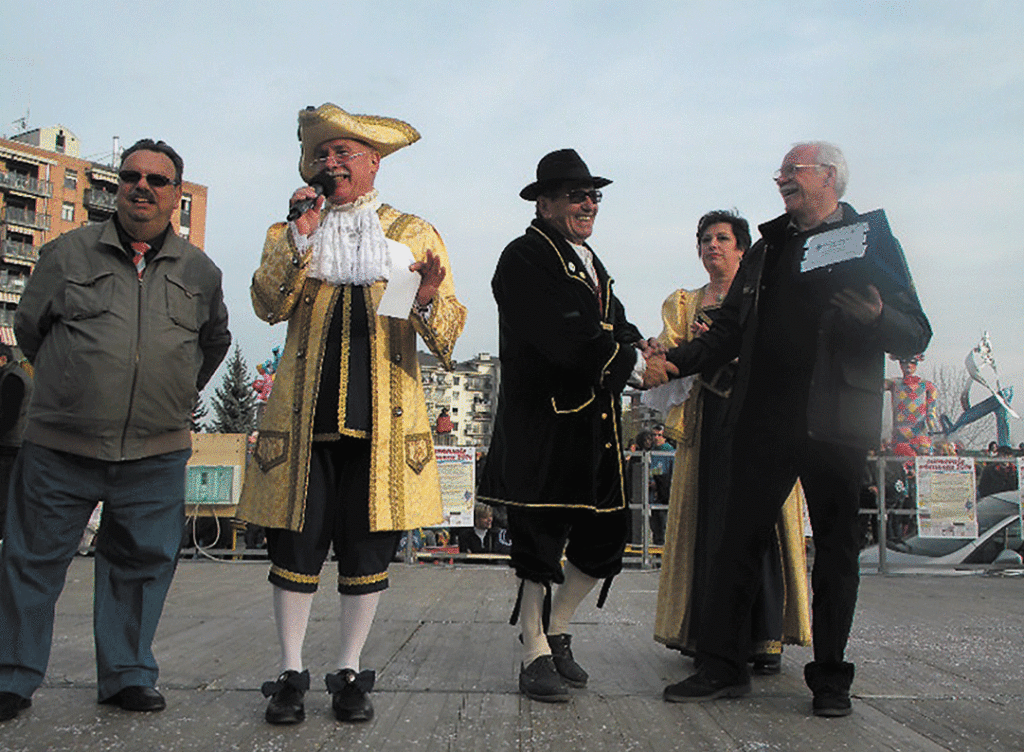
[
  {"xmin": 0, "ymin": 171, "xmax": 53, "ymax": 198},
  {"xmin": 0, "ymin": 277, "xmax": 26, "ymax": 296},
  {"xmin": 1, "ymin": 205, "xmax": 51, "ymax": 231},
  {"xmin": 0, "ymin": 239, "xmax": 38, "ymax": 265},
  {"xmin": 87, "ymin": 166, "xmax": 119, "ymax": 187},
  {"xmin": 84, "ymin": 188, "xmax": 117, "ymax": 213}
]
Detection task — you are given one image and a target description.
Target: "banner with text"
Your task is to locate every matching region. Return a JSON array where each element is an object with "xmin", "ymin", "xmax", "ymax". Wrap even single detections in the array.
[
  {"xmin": 435, "ymin": 446, "xmax": 476, "ymax": 527},
  {"xmin": 916, "ymin": 456, "xmax": 978, "ymax": 539}
]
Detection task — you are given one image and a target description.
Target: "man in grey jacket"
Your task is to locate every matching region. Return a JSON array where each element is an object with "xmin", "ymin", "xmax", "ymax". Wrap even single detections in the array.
[{"xmin": 0, "ymin": 139, "xmax": 231, "ymax": 722}]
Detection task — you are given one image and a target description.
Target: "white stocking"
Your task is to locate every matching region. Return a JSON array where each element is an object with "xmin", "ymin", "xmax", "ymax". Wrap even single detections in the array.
[
  {"xmin": 336, "ymin": 591, "xmax": 382, "ymax": 672},
  {"xmin": 548, "ymin": 561, "xmax": 598, "ymax": 636},
  {"xmin": 273, "ymin": 585, "xmax": 314, "ymax": 673},
  {"xmin": 519, "ymin": 578, "xmax": 550, "ymax": 667}
]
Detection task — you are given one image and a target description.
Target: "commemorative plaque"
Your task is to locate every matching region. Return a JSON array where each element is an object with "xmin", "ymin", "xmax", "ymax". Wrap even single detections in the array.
[{"xmin": 799, "ymin": 209, "xmax": 915, "ymax": 299}]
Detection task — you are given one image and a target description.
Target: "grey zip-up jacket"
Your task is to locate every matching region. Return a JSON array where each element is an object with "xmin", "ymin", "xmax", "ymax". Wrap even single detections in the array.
[{"xmin": 15, "ymin": 219, "xmax": 231, "ymax": 461}]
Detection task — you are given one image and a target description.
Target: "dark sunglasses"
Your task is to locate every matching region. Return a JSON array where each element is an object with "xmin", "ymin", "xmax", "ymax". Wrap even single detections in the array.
[
  {"xmin": 118, "ymin": 170, "xmax": 179, "ymax": 188},
  {"xmin": 563, "ymin": 189, "xmax": 602, "ymax": 204}
]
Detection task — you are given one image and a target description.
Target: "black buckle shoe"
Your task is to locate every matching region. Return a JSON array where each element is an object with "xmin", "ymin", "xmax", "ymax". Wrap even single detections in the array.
[
  {"xmin": 546, "ymin": 633, "xmax": 588, "ymax": 688},
  {"xmin": 261, "ymin": 669, "xmax": 309, "ymax": 725},
  {"xmin": 519, "ymin": 655, "xmax": 570, "ymax": 703},
  {"xmin": 0, "ymin": 692, "xmax": 30, "ymax": 723},
  {"xmin": 663, "ymin": 671, "xmax": 751, "ymax": 703},
  {"xmin": 326, "ymin": 669, "xmax": 375, "ymax": 722}
]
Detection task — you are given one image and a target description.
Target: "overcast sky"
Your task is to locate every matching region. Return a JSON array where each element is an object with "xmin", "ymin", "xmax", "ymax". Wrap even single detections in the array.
[{"xmin": 3, "ymin": 0, "xmax": 1023, "ymax": 440}]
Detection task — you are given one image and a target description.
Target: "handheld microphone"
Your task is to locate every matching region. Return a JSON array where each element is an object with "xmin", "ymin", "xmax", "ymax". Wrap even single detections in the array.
[{"xmin": 286, "ymin": 172, "xmax": 336, "ymax": 221}]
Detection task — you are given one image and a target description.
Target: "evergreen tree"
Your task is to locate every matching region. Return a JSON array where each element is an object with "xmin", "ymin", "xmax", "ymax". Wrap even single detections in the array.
[
  {"xmin": 191, "ymin": 396, "xmax": 210, "ymax": 433},
  {"xmin": 209, "ymin": 345, "xmax": 257, "ymax": 434}
]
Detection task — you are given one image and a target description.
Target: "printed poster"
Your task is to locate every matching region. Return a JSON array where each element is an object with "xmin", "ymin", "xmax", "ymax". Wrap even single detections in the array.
[
  {"xmin": 434, "ymin": 446, "xmax": 476, "ymax": 527},
  {"xmin": 915, "ymin": 456, "xmax": 978, "ymax": 539}
]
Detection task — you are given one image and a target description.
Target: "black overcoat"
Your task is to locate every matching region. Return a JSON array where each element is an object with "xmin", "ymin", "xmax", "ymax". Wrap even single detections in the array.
[
  {"xmin": 477, "ymin": 218, "xmax": 642, "ymax": 511},
  {"xmin": 666, "ymin": 203, "xmax": 932, "ymax": 450}
]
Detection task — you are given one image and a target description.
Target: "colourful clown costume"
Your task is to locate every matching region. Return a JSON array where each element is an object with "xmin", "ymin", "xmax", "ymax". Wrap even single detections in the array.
[{"xmin": 887, "ymin": 366, "xmax": 938, "ymax": 454}]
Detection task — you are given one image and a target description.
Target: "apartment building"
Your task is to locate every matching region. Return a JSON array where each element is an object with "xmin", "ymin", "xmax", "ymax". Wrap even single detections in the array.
[
  {"xmin": 419, "ymin": 352, "xmax": 499, "ymax": 449},
  {"xmin": 0, "ymin": 125, "xmax": 207, "ymax": 347}
]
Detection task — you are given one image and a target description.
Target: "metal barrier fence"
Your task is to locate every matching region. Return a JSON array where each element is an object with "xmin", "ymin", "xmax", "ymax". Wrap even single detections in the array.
[
  {"xmin": 398, "ymin": 449, "xmax": 674, "ymax": 568},
  {"xmin": 169, "ymin": 451, "xmax": 1021, "ymax": 575},
  {"xmin": 860, "ymin": 453, "xmax": 1023, "ymax": 574},
  {"xmin": 623, "ymin": 449, "xmax": 673, "ymax": 569},
  {"xmin": 620, "ymin": 450, "xmax": 1022, "ymax": 575}
]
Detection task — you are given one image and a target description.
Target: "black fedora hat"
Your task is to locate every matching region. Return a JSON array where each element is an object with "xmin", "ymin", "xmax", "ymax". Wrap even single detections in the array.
[{"xmin": 520, "ymin": 149, "xmax": 612, "ymax": 200}]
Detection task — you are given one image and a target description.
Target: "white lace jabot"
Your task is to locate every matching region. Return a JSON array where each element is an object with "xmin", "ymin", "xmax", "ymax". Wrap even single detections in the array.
[{"xmin": 295, "ymin": 189, "xmax": 391, "ymax": 286}]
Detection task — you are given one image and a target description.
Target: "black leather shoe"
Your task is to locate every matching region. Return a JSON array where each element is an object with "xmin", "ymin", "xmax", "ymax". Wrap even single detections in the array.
[
  {"xmin": 805, "ymin": 661, "xmax": 854, "ymax": 718},
  {"xmin": 812, "ymin": 690, "xmax": 852, "ymax": 717},
  {"xmin": 519, "ymin": 655, "xmax": 570, "ymax": 703},
  {"xmin": 261, "ymin": 669, "xmax": 309, "ymax": 725},
  {"xmin": 100, "ymin": 686, "xmax": 166, "ymax": 712},
  {"xmin": 326, "ymin": 669, "xmax": 375, "ymax": 722},
  {"xmin": 0, "ymin": 692, "xmax": 30, "ymax": 722},
  {"xmin": 663, "ymin": 671, "xmax": 751, "ymax": 703},
  {"xmin": 546, "ymin": 633, "xmax": 588, "ymax": 688}
]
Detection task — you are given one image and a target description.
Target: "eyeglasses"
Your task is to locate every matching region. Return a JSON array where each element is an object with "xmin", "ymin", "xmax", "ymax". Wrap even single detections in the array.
[
  {"xmin": 562, "ymin": 189, "xmax": 602, "ymax": 204},
  {"xmin": 118, "ymin": 170, "xmax": 179, "ymax": 188},
  {"xmin": 312, "ymin": 151, "xmax": 365, "ymax": 167},
  {"xmin": 772, "ymin": 164, "xmax": 830, "ymax": 181}
]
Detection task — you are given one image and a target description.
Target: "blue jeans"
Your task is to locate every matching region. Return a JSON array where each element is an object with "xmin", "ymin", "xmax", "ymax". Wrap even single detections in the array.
[{"xmin": 0, "ymin": 442, "xmax": 189, "ymax": 701}]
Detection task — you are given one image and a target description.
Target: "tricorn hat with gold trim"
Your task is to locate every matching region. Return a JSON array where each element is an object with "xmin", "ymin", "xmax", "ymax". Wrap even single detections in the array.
[{"xmin": 297, "ymin": 103, "xmax": 420, "ymax": 181}]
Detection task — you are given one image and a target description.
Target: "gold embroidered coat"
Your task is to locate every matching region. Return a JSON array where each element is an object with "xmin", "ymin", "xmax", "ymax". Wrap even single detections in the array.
[
  {"xmin": 653, "ymin": 287, "xmax": 811, "ymax": 652},
  {"xmin": 236, "ymin": 204, "xmax": 466, "ymax": 533}
]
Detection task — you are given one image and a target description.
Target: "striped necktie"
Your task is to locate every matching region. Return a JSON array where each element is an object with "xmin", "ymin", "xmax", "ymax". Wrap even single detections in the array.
[{"xmin": 130, "ymin": 241, "xmax": 149, "ymax": 279}]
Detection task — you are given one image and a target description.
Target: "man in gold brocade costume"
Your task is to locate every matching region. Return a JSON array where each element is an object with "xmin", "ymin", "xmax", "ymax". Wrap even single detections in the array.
[{"xmin": 237, "ymin": 104, "xmax": 465, "ymax": 726}]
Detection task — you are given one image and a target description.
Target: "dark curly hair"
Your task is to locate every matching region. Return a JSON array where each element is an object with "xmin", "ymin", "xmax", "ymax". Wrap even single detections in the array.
[{"xmin": 696, "ymin": 209, "xmax": 751, "ymax": 254}]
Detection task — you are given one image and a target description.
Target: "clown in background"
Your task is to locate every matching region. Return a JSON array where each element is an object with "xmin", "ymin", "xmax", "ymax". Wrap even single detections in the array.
[
  {"xmin": 252, "ymin": 346, "xmax": 282, "ymax": 404},
  {"xmin": 885, "ymin": 354, "xmax": 938, "ymax": 454}
]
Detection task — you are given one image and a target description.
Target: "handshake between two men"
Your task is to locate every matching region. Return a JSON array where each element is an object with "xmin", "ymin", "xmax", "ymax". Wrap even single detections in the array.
[{"xmin": 639, "ymin": 338, "xmax": 679, "ymax": 389}]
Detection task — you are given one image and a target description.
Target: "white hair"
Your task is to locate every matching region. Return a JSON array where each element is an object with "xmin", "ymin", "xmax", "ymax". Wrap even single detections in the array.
[{"xmin": 793, "ymin": 141, "xmax": 849, "ymax": 198}]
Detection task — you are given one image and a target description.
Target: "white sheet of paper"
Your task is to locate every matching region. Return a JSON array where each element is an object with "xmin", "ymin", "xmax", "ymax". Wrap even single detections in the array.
[
  {"xmin": 800, "ymin": 221, "xmax": 869, "ymax": 273},
  {"xmin": 377, "ymin": 239, "xmax": 419, "ymax": 318},
  {"xmin": 641, "ymin": 375, "xmax": 696, "ymax": 415}
]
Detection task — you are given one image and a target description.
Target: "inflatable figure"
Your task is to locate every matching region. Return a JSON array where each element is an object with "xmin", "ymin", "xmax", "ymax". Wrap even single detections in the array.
[
  {"xmin": 937, "ymin": 333, "xmax": 1019, "ymax": 446},
  {"xmin": 885, "ymin": 354, "xmax": 938, "ymax": 454},
  {"xmin": 252, "ymin": 346, "xmax": 282, "ymax": 404}
]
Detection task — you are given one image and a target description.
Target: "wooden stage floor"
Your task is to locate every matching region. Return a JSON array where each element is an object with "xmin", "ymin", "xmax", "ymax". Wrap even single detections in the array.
[{"xmin": 0, "ymin": 559, "xmax": 1022, "ymax": 751}]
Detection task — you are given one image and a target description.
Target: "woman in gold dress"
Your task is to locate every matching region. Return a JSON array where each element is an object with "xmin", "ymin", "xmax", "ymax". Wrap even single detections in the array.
[{"xmin": 652, "ymin": 210, "xmax": 810, "ymax": 673}]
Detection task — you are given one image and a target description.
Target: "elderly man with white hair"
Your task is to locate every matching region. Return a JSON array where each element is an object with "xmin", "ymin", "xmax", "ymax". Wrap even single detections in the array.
[{"xmin": 661, "ymin": 142, "xmax": 931, "ymax": 717}]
